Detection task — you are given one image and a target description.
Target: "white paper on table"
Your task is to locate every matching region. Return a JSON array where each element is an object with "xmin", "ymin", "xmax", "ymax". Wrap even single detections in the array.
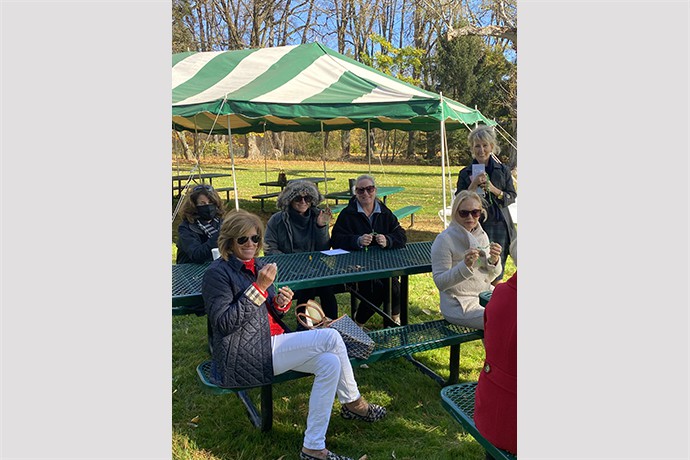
[{"xmin": 320, "ymin": 249, "xmax": 349, "ymax": 255}]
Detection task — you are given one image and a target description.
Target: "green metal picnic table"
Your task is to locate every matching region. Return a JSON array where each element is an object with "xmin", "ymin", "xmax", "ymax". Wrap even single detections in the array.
[{"xmin": 172, "ymin": 241, "xmax": 432, "ymax": 325}]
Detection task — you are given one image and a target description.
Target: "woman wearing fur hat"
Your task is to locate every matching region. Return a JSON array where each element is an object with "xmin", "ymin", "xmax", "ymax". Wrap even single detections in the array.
[{"xmin": 264, "ymin": 180, "xmax": 338, "ymax": 319}]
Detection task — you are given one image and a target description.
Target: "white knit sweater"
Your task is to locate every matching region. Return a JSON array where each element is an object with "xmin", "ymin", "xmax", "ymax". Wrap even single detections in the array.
[{"xmin": 430, "ymin": 221, "xmax": 502, "ymax": 329}]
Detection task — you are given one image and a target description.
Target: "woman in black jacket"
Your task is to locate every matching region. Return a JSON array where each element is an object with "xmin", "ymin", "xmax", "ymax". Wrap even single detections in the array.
[
  {"xmin": 330, "ymin": 174, "xmax": 407, "ymax": 326},
  {"xmin": 202, "ymin": 210, "xmax": 386, "ymax": 460},
  {"xmin": 176, "ymin": 184, "xmax": 225, "ymax": 264},
  {"xmin": 456, "ymin": 125, "xmax": 516, "ymax": 284}
]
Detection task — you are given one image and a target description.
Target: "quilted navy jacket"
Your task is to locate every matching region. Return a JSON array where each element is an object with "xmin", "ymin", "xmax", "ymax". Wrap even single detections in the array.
[{"xmin": 202, "ymin": 256, "xmax": 289, "ymax": 388}]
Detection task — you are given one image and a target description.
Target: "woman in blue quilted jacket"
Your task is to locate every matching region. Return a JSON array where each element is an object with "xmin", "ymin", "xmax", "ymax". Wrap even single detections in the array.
[{"xmin": 202, "ymin": 209, "xmax": 386, "ymax": 460}]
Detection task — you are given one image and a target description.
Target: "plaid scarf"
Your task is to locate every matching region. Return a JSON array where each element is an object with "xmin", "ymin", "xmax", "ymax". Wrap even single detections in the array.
[{"xmin": 196, "ymin": 218, "xmax": 219, "ymax": 239}]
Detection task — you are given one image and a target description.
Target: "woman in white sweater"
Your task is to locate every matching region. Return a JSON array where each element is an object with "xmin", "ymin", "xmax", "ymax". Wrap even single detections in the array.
[{"xmin": 431, "ymin": 190, "xmax": 503, "ymax": 329}]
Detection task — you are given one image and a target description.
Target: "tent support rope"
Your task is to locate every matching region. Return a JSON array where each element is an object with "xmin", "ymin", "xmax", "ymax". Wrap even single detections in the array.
[
  {"xmin": 263, "ymin": 124, "xmax": 269, "ymax": 192},
  {"xmin": 320, "ymin": 122, "xmax": 329, "ymax": 196}
]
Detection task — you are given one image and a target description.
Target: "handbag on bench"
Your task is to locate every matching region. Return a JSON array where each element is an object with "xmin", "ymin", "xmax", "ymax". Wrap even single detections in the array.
[{"xmin": 296, "ymin": 300, "xmax": 375, "ymax": 360}]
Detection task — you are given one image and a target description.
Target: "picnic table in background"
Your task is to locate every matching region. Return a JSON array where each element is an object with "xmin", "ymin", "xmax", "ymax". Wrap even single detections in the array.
[
  {"xmin": 258, "ymin": 176, "xmax": 335, "ymax": 190},
  {"xmin": 172, "ymin": 172, "xmax": 232, "ymax": 198},
  {"xmin": 253, "ymin": 176, "xmax": 335, "ymax": 210},
  {"xmin": 324, "ymin": 186, "xmax": 404, "ymax": 205}
]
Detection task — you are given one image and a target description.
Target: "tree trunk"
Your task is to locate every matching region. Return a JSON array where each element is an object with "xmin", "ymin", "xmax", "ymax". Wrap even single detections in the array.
[
  {"xmin": 246, "ymin": 134, "xmax": 261, "ymax": 159},
  {"xmin": 271, "ymin": 132, "xmax": 285, "ymax": 156},
  {"xmin": 425, "ymin": 132, "xmax": 436, "ymax": 160},
  {"xmin": 174, "ymin": 130, "xmax": 192, "ymax": 160},
  {"xmin": 406, "ymin": 131, "xmax": 416, "ymax": 159},
  {"xmin": 341, "ymin": 130, "xmax": 351, "ymax": 160}
]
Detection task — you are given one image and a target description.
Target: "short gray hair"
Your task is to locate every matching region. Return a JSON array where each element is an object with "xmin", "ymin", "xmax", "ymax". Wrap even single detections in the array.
[
  {"xmin": 276, "ymin": 180, "xmax": 324, "ymax": 210},
  {"xmin": 353, "ymin": 174, "xmax": 376, "ymax": 194}
]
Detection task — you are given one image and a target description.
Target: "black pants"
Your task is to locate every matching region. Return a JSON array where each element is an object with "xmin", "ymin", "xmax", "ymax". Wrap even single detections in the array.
[{"xmin": 352, "ymin": 277, "xmax": 400, "ymax": 324}]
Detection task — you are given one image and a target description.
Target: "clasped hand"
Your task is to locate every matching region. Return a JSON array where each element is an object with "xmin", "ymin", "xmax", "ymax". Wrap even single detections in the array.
[
  {"xmin": 359, "ymin": 232, "xmax": 387, "ymax": 248},
  {"xmin": 464, "ymin": 242, "xmax": 502, "ymax": 268}
]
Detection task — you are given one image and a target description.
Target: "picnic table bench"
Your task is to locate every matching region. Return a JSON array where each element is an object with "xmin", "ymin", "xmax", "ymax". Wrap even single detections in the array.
[
  {"xmin": 393, "ymin": 205, "xmax": 422, "ymax": 226},
  {"xmin": 215, "ymin": 186, "xmax": 235, "ymax": 202},
  {"xmin": 197, "ymin": 319, "xmax": 483, "ymax": 431},
  {"xmin": 251, "ymin": 191, "xmax": 281, "ymax": 211},
  {"xmin": 441, "ymin": 382, "xmax": 517, "ymax": 460}
]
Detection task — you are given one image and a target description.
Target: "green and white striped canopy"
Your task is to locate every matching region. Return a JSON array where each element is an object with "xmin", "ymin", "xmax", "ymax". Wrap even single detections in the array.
[{"xmin": 172, "ymin": 43, "xmax": 494, "ymax": 135}]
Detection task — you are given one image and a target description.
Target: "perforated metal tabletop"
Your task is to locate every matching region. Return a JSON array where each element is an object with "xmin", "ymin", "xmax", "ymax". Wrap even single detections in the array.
[{"xmin": 172, "ymin": 241, "xmax": 432, "ymax": 309}]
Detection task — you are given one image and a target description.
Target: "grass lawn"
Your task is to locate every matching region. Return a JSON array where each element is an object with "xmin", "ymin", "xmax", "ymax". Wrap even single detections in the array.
[{"xmin": 172, "ymin": 159, "xmax": 516, "ymax": 460}]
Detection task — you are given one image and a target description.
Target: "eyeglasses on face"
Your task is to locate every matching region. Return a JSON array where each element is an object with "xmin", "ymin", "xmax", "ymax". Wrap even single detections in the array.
[
  {"xmin": 458, "ymin": 209, "xmax": 482, "ymax": 218},
  {"xmin": 355, "ymin": 185, "xmax": 376, "ymax": 195},
  {"xmin": 193, "ymin": 184, "xmax": 213, "ymax": 192},
  {"xmin": 292, "ymin": 195, "xmax": 313, "ymax": 204},
  {"xmin": 236, "ymin": 234, "xmax": 261, "ymax": 245}
]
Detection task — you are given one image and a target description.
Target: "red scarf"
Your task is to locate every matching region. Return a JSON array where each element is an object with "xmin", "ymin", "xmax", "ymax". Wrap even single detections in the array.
[{"xmin": 242, "ymin": 259, "xmax": 284, "ymax": 335}]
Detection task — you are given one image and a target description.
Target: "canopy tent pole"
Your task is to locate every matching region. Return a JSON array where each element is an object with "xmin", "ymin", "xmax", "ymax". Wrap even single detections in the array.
[
  {"xmin": 262, "ymin": 124, "xmax": 269, "ymax": 192},
  {"xmin": 367, "ymin": 121, "xmax": 372, "ymax": 174},
  {"xmin": 320, "ymin": 122, "xmax": 330, "ymax": 196},
  {"xmin": 228, "ymin": 115, "xmax": 240, "ymax": 210},
  {"xmin": 440, "ymin": 93, "xmax": 449, "ymax": 229}
]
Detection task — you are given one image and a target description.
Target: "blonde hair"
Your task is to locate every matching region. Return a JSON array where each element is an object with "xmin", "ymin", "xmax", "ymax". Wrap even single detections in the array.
[
  {"xmin": 468, "ymin": 125, "xmax": 501, "ymax": 156},
  {"xmin": 451, "ymin": 190, "xmax": 486, "ymax": 226},
  {"xmin": 217, "ymin": 209, "xmax": 264, "ymax": 260}
]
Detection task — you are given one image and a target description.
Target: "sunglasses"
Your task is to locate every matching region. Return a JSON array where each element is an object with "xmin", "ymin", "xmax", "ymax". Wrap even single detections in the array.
[
  {"xmin": 192, "ymin": 184, "xmax": 213, "ymax": 192},
  {"xmin": 355, "ymin": 185, "xmax": 376, "ymax": 195},
  {"xmin": 292, "ymin": 195, "xmax": 313, "ymax": 204},
  {"xmin": 458, "ymin": 209, "xmax": 482, "ymax": 218},
  {"xmin": 236, "ymin": 235, "xmax": 261, "ymax": 245}
]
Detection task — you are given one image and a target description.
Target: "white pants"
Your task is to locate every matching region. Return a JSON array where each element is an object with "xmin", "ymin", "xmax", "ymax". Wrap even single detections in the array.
[{"xmin": 271, "ymin": 328, "xmax": 361, "ymax": 450}]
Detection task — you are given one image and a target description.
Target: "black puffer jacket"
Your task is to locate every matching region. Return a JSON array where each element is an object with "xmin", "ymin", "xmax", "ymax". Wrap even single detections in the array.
[
  {"xmin": 202, "ymin": 256, "xmax": 289, "ymax": 388},
  {"xmin": 330, "ymin": 197, "xmax": 407, "ymax": 250}
]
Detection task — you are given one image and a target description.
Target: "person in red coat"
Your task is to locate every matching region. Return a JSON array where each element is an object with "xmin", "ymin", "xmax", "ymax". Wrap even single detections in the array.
[{"xmin": 474, "ymin": 239, "xmax": 517, "ymax": 456}]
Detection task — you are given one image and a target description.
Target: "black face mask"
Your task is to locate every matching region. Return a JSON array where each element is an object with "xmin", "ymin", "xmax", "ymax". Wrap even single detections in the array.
[{"xmin": 196, "ymin": 204, "xmax": 217, "ymax": 221}]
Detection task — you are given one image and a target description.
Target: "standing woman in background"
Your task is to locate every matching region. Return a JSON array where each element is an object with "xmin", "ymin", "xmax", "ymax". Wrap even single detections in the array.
[
  {"xmin": 264, "ymin": 180, "xmax": 338, "ymax": 320},
  {"xmin": 176, "ymin": 184, "xmax": 226, "ymax": 264},
  {"xmin": 456, "ymin": 125, "xmax": 516, "ymax": 284}
]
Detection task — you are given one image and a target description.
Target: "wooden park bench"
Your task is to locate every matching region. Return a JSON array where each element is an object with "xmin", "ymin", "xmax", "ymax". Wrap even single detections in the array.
[
  {"xmin": 251, "ymin": 192, "xmax": 281, "ymax": 211},
  {"xmin": 440, "ymin": 382, "xmax": 517, "ymax": 460},
  {"xmin": 393, "ymin": 205, "xmax": 422, "ymax": 226},
  {"xmin": 197, "ymin": 319, "xmax": 483, "ymax": 431}
]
